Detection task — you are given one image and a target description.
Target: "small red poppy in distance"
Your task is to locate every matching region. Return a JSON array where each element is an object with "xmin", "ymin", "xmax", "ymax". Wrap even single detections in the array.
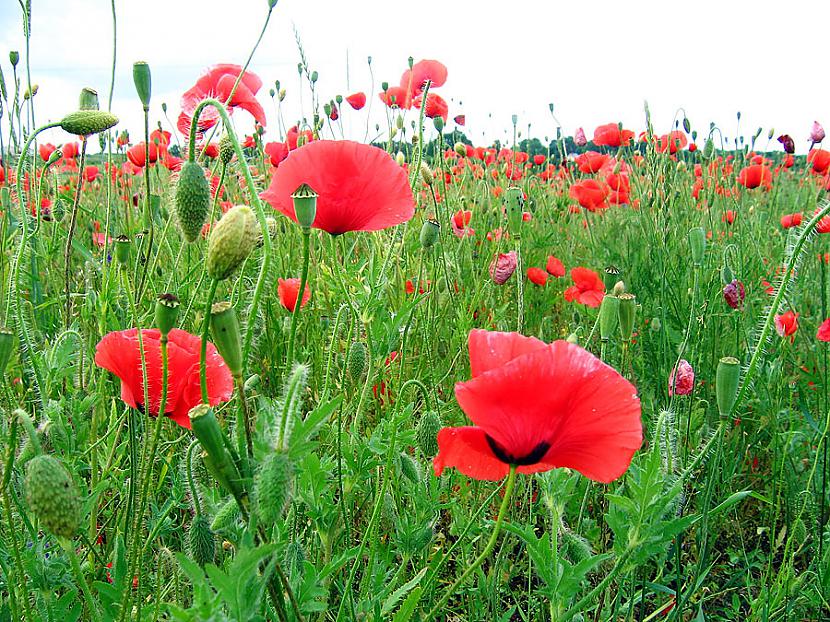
[
  {"xmin": 453, "ymin": 114, "xmax": 466, "ymax": 126},
  {"xmin": 95, "ymin": 328, "xmax": 233, "ymax": 429},
  {"xmin": 780, "ymin": 213, "xmax": 803, "ymax": 229},
  {"xmin": 526, "ymin": 267, "xmax": 548, "ymax": 286},
  {"xmin": 737, "ymin": 164, "xmax": 773, "ymax": 190},
  {"xmin": 775, "ymin": 310, "xmax": 799, "ymax": 342},
  {"xmin": 345, "ymin": 92, "xmax": 366, "ymax": 110},
  {"xmin": 379, "ymin": 85, "xmax": 413, "ymax": 109},
  {"xmin": 277, "ymin": 278, "xmax": 311, "ymax": 312},
  {"xmin": 177, "ymin": 64, "xmax": 266, "ymax": 139},
  {"xmin": 545, "ymin": 255, "xmax": 566, "ymax": 277},
  {"xmin": 261, "ymin": 140, "xmax": 416, "ymax": 235},
  {"xmin": 564, "ymin": 267, "xmax": 605, "ymax": 307},
  {"xmin": 433, "ymin": 330, "xmax": 642, "ymax": 482},
  {"xmin": 817, "ymin": 319, "xmax": 830, "ymax": 342}
]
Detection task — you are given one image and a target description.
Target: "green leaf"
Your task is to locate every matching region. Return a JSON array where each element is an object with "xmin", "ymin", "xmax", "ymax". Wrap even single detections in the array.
[
  {"xmin": 391, "ymin": 586, "xmax": 422, "ymax": 622},
  {"xmin": 381, "ymin": 567, "xmax": 427, "ymax": 615}
]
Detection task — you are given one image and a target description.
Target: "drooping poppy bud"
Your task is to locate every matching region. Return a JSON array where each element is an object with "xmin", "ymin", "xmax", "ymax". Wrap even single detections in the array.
[
  {"xmin": 253, "ymin": 451, "xmax": 294, "ymax": 529},
  {"xmin": 25, "ymin": 455, "xmax": 81, "ymax": 539},
  {"xmin": 206, "ymin": 205, "xmax": 258, "ymax": 281},
  {"xmin": 420, "ymin": 163, "xmax": 434, "ymax": 186},
  {"xmin": 187, "ymin": 514, "xmax": 216, "ymax": 567},
  {"xmin": 291, "ymin": 183, "xmax": 318, "ymax": 229},
  {"xmin": 210, "ymin": 498, "xmax": 241, "ymax": 533},
  {"xmin": 210, "ymin": 301, "xmax": 243, "ymax": 378},
  {"xmin": 716, "ymin": 356, "xmax": 741, "ymax": 417},
  {"xmin": 218, "ymin": 133, "xmax": 234, "ymax": 166},
  {"xmin": 347, "ymin": 341, "xmax": 367, "ymax": 381},
  {"xmin": 133, "ymin": 61, "xmax": 152, "ymax": 109},
  {"xmin": 416, "ymin": 411, "xmax": 442, "ymax": 457},
  {"xmin": 59, "ymin": 110, "xmax": 119, "ymax": 137},
  {"xmin": 419, "ymin": 219, "xmax": 440, "ymax": 249},
  {"xmin": 176, "ymin": 161, "xmax": 211, "ymax": 243}
]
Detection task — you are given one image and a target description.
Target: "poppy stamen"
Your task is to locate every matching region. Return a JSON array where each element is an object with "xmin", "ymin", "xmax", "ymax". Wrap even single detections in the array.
[{"xmin": 485, "ymin": 434, "xmax": 551, "ymax": 466}]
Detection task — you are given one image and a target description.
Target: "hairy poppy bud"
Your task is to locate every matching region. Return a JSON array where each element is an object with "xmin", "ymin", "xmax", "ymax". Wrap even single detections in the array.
[
  {"xmin": 218, "ymin": 133, "xmax": 234, "ymax": 166},
  {"xmin": 618, "ymin": 293, "xmax": 636, "ymax": 342},
  {"xmin": 612, "ymin": 280, "xmax": 626, "ymax": 296},
  {"xmin": 25, "ymin": 455, "xmax": 81, "ymax": 539},
  {"xmin": 133, "ymin": 61, "xmax": 152, "ymax": 109},
  {"xmin": 310, "ymin": 71, "xmax": 318, "ymax": 83},
  {"xmin": 454, "ymin": 142, "xmax": 466, "ymax": 156},
  {"xmin": 187, "ymin": 515, "xmax": 216, "ymax": 567},
  {"xmin": 716, "ymin": 356, "xmax": 741, "ymax": 417},
  {"xmin": 398, "ymin": 452, "xmax": 420, "ymax": 483},
  {"xmin": 210, "ymin": 498, "xmax": 240, "ymax": 533},
  {"xmin": 395, "ymin": 151, "xmax": 405, "ymax": 166},
  {"xmin": 155, "ymin": 293, "xmax": 180, "ymax": 338},
  {"xmin": 599, "ymin": 294, "xmax": 620, "ymax": 342},
  {"xmin": 176, "ymin": 161, "xmax": 211, "ymax": 242},
  {"xmin": 420, "ymin": 163, "xmax": 434, "ymax": 186},
  {"xmin": 650, "ymin": 317, "xmax": 662, "ymax": 332},
  {"xmin": 113, "ymin": 234, "xmax": 131, "ymax": 265},
  {"xmin": 78, "ymin": 87, "xmax": 99, "ymax": 111},
  {"xmin": 703, "ymin": 138, "xmax": 715, "ymax": 159},
  {"xmin": 52, "ymin": 198, "xmax": 66, "ymax": 223},
  {"xmin": 720, "ymin": 263, "xmax": 734, "ymax": 285},
  {"xmin": 603, "ymin": 265, "xmax": 621, "ymax": 291},
  {"xmin": 0, "ymin": 327, "xmax": 14, "ymax": 376},
  {"xmin": 419, "ymin": 219, "xmax": 440, "ymax": 249},
  {"xmin": 210, "ymin": 302, "xmax": 243, "ymax": 378},
  {"xmin": 253, "ymin": 451, "xmax": 294, "ymax": 528},
  {"xmin": 416, "ymin": 410, "xmax": 441, "ymax": 457},
  {"xmin": 206, "ymin": 205, "xmax": 258, "ymax": 281},
  {"xmin": 347, "ymin": 342, "xmax": 367, "ymax": 380},
  {"xmin": 59, "ymin": 110, "xmax": 118, "ymax": 136},
  {"xmin": 291, "ymin": 183, "xmax": 318, "ymax": 229},
  {"xmin": 689, "ymin": 227, "xmax": 706, "ymax": 266}
]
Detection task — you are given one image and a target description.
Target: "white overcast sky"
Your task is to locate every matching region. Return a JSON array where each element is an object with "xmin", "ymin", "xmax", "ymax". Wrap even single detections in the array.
[{"xmin": 0, "ymin": 0, "xmax": 828, "ymax": 154}]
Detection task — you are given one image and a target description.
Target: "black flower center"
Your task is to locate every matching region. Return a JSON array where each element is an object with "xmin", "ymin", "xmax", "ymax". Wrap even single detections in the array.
[{"xmin": 485, "ymin": 434, "xmax": 551, "ymax": 466}]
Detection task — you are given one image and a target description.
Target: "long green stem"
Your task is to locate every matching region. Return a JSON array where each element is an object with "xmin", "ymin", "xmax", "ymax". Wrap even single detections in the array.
[
  {"xmin": 286, "ymin": 228, "xmax": 311, "ymax": 367},
  {"xmin": 64, "ymin": 138, "xmax": 88, "ymax": 328},
  {"xmin": 200, "ymin": 279, "xmax": 220, "ymax": 403},
  {"xmin": 61, "ymin": 538, "xmax": 102, "ymax": 622},
  {"xmin": 424, "ymin": 465, "xmax": 518, "ymax": 621}
]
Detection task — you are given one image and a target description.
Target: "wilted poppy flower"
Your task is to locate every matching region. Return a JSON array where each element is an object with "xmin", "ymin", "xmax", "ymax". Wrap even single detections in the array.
[
  {"xmin": 593, "ymin": 123, "xmax": 634, "ymax": 147},
  {"xmin": 574, "ymin": 127, "xmax": 587, "ymax": 147},
  {"xmin": 737, "ymin": 164, "xmax": 772, "ymax": 190},
  {"xmin": 564, "ymin": 267, "xmax": 605, "ymax": 307},
  {"xmin": 723, "ymin": 279, "xmax": 745, "ymax": 309},
  {"xmin": 810, "ymin": 121, "xmax": 825, "ymax": 145},
  {"xmin": 262, "ymin": 140, "xmax": 415, "ymax": 235},
  {"xmin": 569, "ymin": 179, "xmax": 609, "ymax": 211},
  {"xmin": 668, "ymin": 359, "xmax": 694, "ymax": 396},
  {"xmin": 400, "ymin": 59, "xmax": 448, "ymax": 96},
  {"xmin": 95, "ymin": 328, "xmax": 233, "ymax": 429},
  {"xmin": 545, "ymin": 255, "xmax": 565, "ymax": 277},
  {"xmin": 345, "ymin": 92, "xmax": 366, "ymax": 110},
  {"xmin": 433, "ymin": 330, "xmax": 642, "ymax": 482},
  {"xmin": 526, "ymin": 267, "xmax": 548, "ymax": 286},
  {"xmin": 780, "ymin": 213, "xmax": 802, "ymax": 229},
  {"xmin": 817, "ymin": 319, "xmax": 830, "ymax": 342},
  {"xmin": 489, "ymin": 251, "xmax": 517, "ymax": 285},
  {"xmin": 178, "ymin": 64, "xmax": 266, "ymax": 139},
  {"xmin": 777, "ymin": 134, "xmax": 795, "ymax": 154},
  {"xmin": 277, "ymin": 278, "xmax": 311, "ymax": 312},
  {"xmin": 775, "ymin": 310, "xmax": 799, "ymax": 341},
  {"xmin": 413, "ymin": 92, "xmax": 448, "ymax": 122}
]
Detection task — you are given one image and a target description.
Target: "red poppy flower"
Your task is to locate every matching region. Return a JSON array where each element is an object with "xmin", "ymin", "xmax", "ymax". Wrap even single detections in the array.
[
  {"xmin": 264, "ymin": 141, "xmax": 289, "ymax": 168},
  {"xmin": 780, "ymin": 213, "xmax": 803, "ymax": 229},
  {"xmin": 413, "ymin": 92, "xmax": 448, "ymax": 122},
  {"xmin": 277, "ymin": 278, "xmax": 311, "ymax": 312},
  {"xmin": 817, "ymin": 319, "xmax": 830, "ymax": 342},
  {"xmin": 84, "ymin": 165, "xmax": 99, "ymax": 183},
  {"xmin": 261, "ymin": 140, "xmax": 416, "ymax": 235},
  {"xmin": 433, "ymin": 330, "xmax": 642, "ymax": 482},
  {"xmin": 722, "ymin": 210, "xmax": 736, "ymax": 224},
  {"xmin": 527, "ymin": 267, "xmax": 548, "ymax": 286},
  {"xmin": 400, "ymin": 59, "xmax": 448, "ymax": 96},
  {"xmin": 569, "ymin": 179, "xmax": 609, "ymax": 211},
  {"xmin": 345, "ymin": 92, "xmax": 366, "ymax": 110},
  {"xmin": 286, "ymin": 125, "xmax": 314, "ymax": 150},
  {"xmin": 202, "ymin": 143, "xmax": 219, "ymax": 159},
  {"xmin": 654, "ymin": 131, "xmax": 688, "ymax": 154},
  {"xmin": 564, "ymin": 267, "xmax": 605, "ymax": 307},
  {"xmin": 94, "ymin": 328, "xmax": 233, "ymax": 429},
  {"xmin": 379, "ymin": 85, "xmax": 412, "ymax": 109},
  {"xmin": 737, "ymin": 164, "xmax": 772, "ymax": 190},
  {"xmin": 177, "ymin": 64, "xmax": 266, "ymax": 139},
  {"xmin": 808, "ymin": 149, "xmax": 830, "ymax": 175},
  {"xmin": 545, "ymin": 255, "xmax": 565, "ymax": 277},
  {"xmin": 775, "ymin": 310, "xmax": 799, "ymax": 341},
  {"xmin": 61, "ymin": 142, "xmax": 79, "ymax": 159},
  {"xmin": 533, "ymin": 154, "xmax": 546, "ymax": 166},
  {"xmin": 39, "ymin": 143, "xmax": 56, "ymax": 162},
  {"xmin": 126, "ymin": 142, "xmax": 159, "ymax": 168},
  {"xmin": 575, "ymin": 151, "xmax": 611, "ymax": 174},
  {"xmin": 593, "ymin": 123, "xmax": 634, "ymax": 147},
  {"xmin": 150, "ymin": 129, "xmax": 171, "ymax": 151},
  {"xmin": 453, "ymin": 115, "xmax": 466, "ymax": 126}
]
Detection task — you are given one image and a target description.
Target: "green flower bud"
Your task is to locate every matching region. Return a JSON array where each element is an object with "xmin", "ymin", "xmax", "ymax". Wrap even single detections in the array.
[
  {"xmin": 689, "ymin": 227, "xmax": 706, "ymax": 267},
  {"xmin": 78, "ymin": 87, "xmax": 99, "ymax": 111},
  {"xmin": 210, "ymin": 301, "xmax": 243, "ymax": 377},
  {"xmin": 682, "ymin": 117, "xmax": 691, "ymax": 133},
  {"xmin": 599, "ymin": 294, "xmax": 620, "ymax": 342},
  {"xmin": 420, "ymin": 163, "xmax": 434, "ymax": 186},
  {"xmin": 716, "ymin": 356, "xmax": 741, "ymax": 417},
  {"xmin": 416, "ymin": 411, "xmax": 441, "ymax": 457},
  {"xmin": 253, "ymin": 451, "xmax": 294, "ymax": 528},
  {"xmin": 59, "ymin": 110, "xmax": 118, "ymax": 137},
  {"xmin": 721, "ymin": 263, "xmax": 734, "ymax": 285},
  {"xmin": 291, "ymin": 183, "xmax": 318, "ymax": 229},
  {"xmin": 419, "ymin": 219, "xmax": 440, "ymax": 249},
  {"xmin": 175, "ymin": 161, "xmax": 211, "ymax": 243},
  {"xmin": 187, "ymin": 515, "xmax": 216, "ymax": 567},
  {"xmin": 133, "ymin": 61, "xmax": 152, "ymax": 109},
  {"xmin": 347, "ymin": 342, "xmax": 367, "ymax": 381},
  {"xmin": 398, "ymin": 452, "xmax": 420, "ymax": 484},
  {"xmin": 155, "ymin": 293, "xmax": 180, "ymax": 338},
  {"xmin": 618, "ymin": 293, "xmax": 636, "ymax": 342},
  {"xmin": 433, "ymin": 116, "xmax": 444, "ymax": 132},
  {"xmin": 210, "ymin": 497, "xmax": 241, "ymax": 533},
  {"xmin": 25, "ymin": 455, "xmax": 81, "ymax": 539},
  {"xmin": 703, "ymin": 138, "xmax": 715, "ymax": 159},
  {"xmin": 206, "ymin": 205, "xmax": 258, "ymax": 281},
  {"xmin": 218, "ymin": 133, "xmax": 234, "ymax": 166}
]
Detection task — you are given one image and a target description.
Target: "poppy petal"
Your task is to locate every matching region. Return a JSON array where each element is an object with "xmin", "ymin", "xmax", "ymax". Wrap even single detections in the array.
[
  {"xmin": 468, "ymin": 329, "xmax": 547, "ymax": 378},
  {"xmin": 433, "ymin": 427, "xmax": 510, "ymax": 481}
]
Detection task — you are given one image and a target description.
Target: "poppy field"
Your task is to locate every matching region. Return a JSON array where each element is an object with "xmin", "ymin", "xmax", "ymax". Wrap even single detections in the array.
[{"xmin": 2, "ymin": 2, "xmax": 830, "ymax": 621}]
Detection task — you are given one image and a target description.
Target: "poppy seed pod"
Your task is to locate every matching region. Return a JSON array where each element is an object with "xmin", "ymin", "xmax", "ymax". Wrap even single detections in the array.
[
  {"xmin": 716, "ymin": 356, "xmax": 741, "ymax": 417},
  {"xmin": 210, "ymin": 302, "xmax": 243, "ymax": 378},
  {"xmin": 504, "ymin": 187, "xmax": 525, "ymax": 233},
  {"xmin": 78, "ymin": 87, "xmax": 99, "ymax": 111},
  {"xmin": 253, "ymin": 451, "xmax": 294, "ymax": 528},
  {"xmin": 0, "ymin": 327, "xmax": 14, "ymax": 376},
  {"xmin": 176, "ymin": 161, "xmax": 211, "ymax": 243},
  {"xmin": 155, "ymin": 293, "xmax": 180, "ymax": 338},
  {"xmin": 618, "ymin": 293, "xmax": 636, "ymax": 342},
  {"xmin": 113, "ymin": 234, "xmax": 131, "ymax": 265},
  {"xmin": 433, "ymin": 116, "xmax": 444, "ymax": 132},
  {"xmin": 419, "ymin": 219, "xmax": 440, "ymax": 249},
  {"xmin": 603, "ymin": 266, "xmax": 621, "ymax": 291},
  {"xmin": 188, "ymin": 404, "xmax": 243, "ymax": 498},
  {"xmin": 59, "ymin": 110, "xmax": 119, "ymax": 137},
  {"xmin": 187, "ymin": 515, "xmax": 216, "ymax": 567},
  {"xmin": 689, "ymin": 227, "xmax": 706, "ymax": 266},
  {"xmin": 599, "ymin": 294, "xmax": 620, "ymax": 342},
  {"xmin": 24, "ymin": 455, "xmax": 81, "ymax": 539},
  {"xmin": 131, "ymin": 61, "xmax": 151, "ymax": 107},
  {"xmin": 206, "ymin": 205, "xmax": 259, "ymax": 281},
  {"xmin": 291, "ymin": 183, "xmax": 318, "ymax": 229}
]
